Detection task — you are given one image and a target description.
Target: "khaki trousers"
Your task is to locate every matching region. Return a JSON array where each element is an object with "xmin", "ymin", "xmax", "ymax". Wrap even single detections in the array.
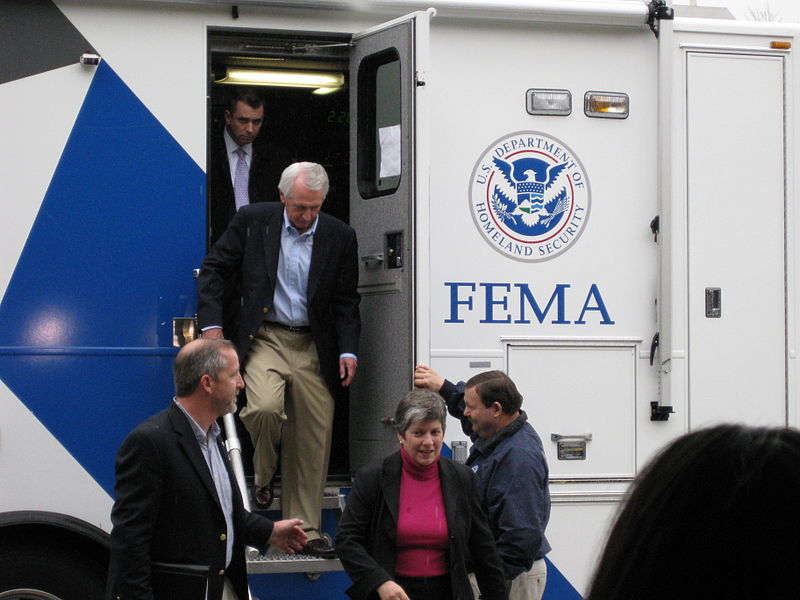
[
  {"xmin": 239, "ymin": 322, "xmax": 334, "ymax": 536},
  {"xmin": 470, "ymin": 559, "xmax": 547, "ymax": 600}
]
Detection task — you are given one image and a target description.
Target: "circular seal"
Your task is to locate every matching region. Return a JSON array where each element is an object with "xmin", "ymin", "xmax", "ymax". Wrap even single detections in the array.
[{"xmin": 469, "ymin": 131, "xmax": 591, "ymax": 262}]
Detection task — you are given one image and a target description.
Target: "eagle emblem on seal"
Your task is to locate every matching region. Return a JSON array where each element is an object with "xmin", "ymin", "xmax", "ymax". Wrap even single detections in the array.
[{"xmin": 491, "ymin": 156, "xmax": 569, "ymax": 235}]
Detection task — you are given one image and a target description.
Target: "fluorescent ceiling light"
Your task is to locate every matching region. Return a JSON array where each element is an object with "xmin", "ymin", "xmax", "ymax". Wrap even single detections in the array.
[{"xmin": 216, "ymin": 68, "xmax": 345, "ymax": 90}]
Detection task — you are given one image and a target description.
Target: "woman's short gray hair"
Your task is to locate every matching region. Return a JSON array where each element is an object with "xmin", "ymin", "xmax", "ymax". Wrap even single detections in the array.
[
  {"xmin": 394, "ymin": 389, "xmax": 447, "ymax": 436},
  {"xmin": 278, "ymin": 162, "xmax": 329, "ymax": 198}
]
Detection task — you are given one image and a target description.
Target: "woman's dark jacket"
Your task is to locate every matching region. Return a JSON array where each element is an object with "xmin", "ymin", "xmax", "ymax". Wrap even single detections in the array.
[{"xmin": 335, "ymin": 451, "xmax": 508, "ymax": 600}]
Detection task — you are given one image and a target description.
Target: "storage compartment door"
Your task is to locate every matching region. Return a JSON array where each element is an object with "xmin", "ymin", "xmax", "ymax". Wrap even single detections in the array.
[
  {"xmin": 686, "ymin": 52, "xmax": 787, "ymax": 427},
  {"xmin": 507, "ymin": 342, "xmax": 637, "ymax": 479}
]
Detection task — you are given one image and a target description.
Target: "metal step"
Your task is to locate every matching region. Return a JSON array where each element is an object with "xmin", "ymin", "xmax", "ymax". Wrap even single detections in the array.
[
  {"xmin": 247, "ymin": 550, "xmax": 343, "ymax": 574},
  {"xmin": 253, "ymin": 487, "xmax": 346, "ymax": 512},
  {"xmin": 245, "ymin": 487, "xmax": 347, "ymax": 574}
]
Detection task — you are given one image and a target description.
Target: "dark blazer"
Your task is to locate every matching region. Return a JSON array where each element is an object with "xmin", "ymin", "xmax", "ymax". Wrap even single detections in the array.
[
  {"xmin": 196, "ymin": 202, "xmax": 361, "ymax": 392},
  {"xmin": 107, "ymin": 403, "xmax": 274, "ymax": 600},
  {"xmin": 335, "ymin": 452, "xmax": 508, "ymax": 600},
  {"xmin": 207, "ymin": 133, "xmax": 292, "ymax": 246}
]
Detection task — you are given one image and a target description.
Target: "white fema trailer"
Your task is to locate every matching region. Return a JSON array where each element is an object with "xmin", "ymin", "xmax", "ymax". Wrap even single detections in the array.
[{"xmin": 1, "ymin": 0, "xmax": 798, "ymax": 598}]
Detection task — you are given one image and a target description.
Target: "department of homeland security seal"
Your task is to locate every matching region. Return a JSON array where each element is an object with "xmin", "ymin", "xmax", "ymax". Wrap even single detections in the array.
[{"xmin": 469, "ymin": 132, "xmax": 591, "ymax": 262}]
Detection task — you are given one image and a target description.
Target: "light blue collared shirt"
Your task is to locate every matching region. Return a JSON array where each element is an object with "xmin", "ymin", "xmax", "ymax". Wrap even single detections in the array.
[
  {"xmin": 269, "ymin": 210, "xmax": 316, "ymax": 327},
  {"xmin": 173, "ymin": 399, "xmax": 235, "ymax": 568},
  {"xmin": 205, "ymin": 209, "xmax": 356, "ymax": 360}
]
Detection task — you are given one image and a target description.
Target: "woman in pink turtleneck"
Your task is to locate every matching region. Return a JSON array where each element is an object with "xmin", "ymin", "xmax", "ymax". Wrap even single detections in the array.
[{"xmin": 336, "ymin": 390, "xmax": 507, "ymax": 600}]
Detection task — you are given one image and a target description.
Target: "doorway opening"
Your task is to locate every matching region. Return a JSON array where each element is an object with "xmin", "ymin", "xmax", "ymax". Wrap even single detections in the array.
[{"xmin": 206, "ymin": 27, "xmax": 353, "ymax": 483}]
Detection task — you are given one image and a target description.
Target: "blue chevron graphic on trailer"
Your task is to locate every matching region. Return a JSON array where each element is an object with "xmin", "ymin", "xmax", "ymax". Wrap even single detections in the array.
[
  {"xmin": 544, "ymin": 557, "xmax": 584, "ymax": 600},
  {"xmin": 0, "ymin": 59, "xmax": 586, "ymax": 600},
  {"xmin": 0, "ymin": 59, "xmax": 205, "ymax": 496}
]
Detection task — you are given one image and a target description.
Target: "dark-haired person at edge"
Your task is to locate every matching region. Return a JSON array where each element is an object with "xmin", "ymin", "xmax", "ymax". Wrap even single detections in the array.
[
  {"xmin": 586, "ymin": 424, "xmax": 800, "ymax": 600},
  {"xmin": 335, "ymin": 390, "xmax": 508, "ymax": 600},
  {"xmin": 414, "ymin": 367, "xmax": 550, "ymax": 600},
  {"xmin": 207, "ymin": 87, "xmax": 291, "ymax": 246}
]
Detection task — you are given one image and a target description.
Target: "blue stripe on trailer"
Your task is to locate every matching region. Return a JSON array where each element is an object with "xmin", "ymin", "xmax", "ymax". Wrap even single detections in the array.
[
  {"xmin": 0, "ymin": 59, "xmax": 205, "ymax": 495},
  {"xmin": 543, "ymin": 556, "xmax": 584, "ymax": 599}
]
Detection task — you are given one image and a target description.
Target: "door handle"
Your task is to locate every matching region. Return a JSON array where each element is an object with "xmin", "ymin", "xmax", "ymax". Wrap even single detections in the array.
[
  {"xmin": 649, "ymin": 332, "xmax": 659, "ymax": 366},
  {"xmin": 705, "ymin": 287, "xmax": 721, "ymax": 318},
  {"xmin": 360, "ymin": 253, "xmax": 384, "ymax": 265}
]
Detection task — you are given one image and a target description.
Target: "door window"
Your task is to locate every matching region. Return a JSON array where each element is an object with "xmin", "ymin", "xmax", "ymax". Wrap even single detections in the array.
[{"xmin": 356, "ymin": 49, "xmax": 401, "ymax": 197}]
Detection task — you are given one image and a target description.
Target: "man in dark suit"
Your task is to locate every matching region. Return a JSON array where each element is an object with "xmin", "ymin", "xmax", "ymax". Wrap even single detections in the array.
[
  {"xmin": 207, "ymin": 87, "xmax": 291, "ymax": 247},
  {"xmin": 197, "ymin": 162, "xmax": 360, "ymax": 558},
  {"xmin": 107, "ymin": 338, "xmax": 307, "ymax": 600}
]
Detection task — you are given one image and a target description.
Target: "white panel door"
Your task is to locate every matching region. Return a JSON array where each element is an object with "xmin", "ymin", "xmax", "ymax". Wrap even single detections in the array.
[
  {"xmin": 686, "ymin": 52, "xmax": 786, "ymax": 427},
  {"xmin": 508, "ymin": 342, "xmax": 637, "ymax": 479}
]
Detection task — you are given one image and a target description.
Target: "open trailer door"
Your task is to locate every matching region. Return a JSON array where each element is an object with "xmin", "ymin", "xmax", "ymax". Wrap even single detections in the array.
[{"xmin": 348, "ymin": 10, "xmax": 431, "ymax": 473}]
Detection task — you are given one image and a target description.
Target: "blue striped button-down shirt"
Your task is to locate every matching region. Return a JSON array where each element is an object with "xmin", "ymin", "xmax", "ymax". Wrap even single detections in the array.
[{"xmin": 174, "ymin": 399, "xmax": 235, "ymax": 568}]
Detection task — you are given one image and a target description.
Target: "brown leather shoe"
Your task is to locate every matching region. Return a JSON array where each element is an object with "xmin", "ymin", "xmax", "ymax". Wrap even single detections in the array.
[{"xmin": 298, "ymin": 538, "xmax": 337, "ymax": 559}]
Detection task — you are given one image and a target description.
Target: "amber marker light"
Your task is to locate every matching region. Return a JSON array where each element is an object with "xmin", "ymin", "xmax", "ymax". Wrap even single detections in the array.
[{"xmin": 584, "ymin": 91, "xmax": 629, "ymax": 119}]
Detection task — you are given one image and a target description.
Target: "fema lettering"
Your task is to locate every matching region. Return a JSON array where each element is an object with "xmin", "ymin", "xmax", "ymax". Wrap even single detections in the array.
[{"xmin": 444, "ymin": 282, "xmax": 614, "ymax": 325}]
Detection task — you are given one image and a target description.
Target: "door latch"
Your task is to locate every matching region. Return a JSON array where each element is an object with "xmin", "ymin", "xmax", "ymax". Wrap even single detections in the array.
[
  {"xmin": 550, "ymin": 433, "xmax": 592, "ymax": 460},
  {"xmin": 386, "ymin": 231, "xmax": 403, "ymax": 268},
  {"xmin": 705, "ymin": 287, "xmax": 721, "ymax": 318}
]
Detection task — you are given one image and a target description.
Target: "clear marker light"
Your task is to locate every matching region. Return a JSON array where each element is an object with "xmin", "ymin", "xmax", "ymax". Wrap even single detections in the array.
[{"xmin": 526, "ymin": 89, "xmax": 572, "ymax": 116}]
